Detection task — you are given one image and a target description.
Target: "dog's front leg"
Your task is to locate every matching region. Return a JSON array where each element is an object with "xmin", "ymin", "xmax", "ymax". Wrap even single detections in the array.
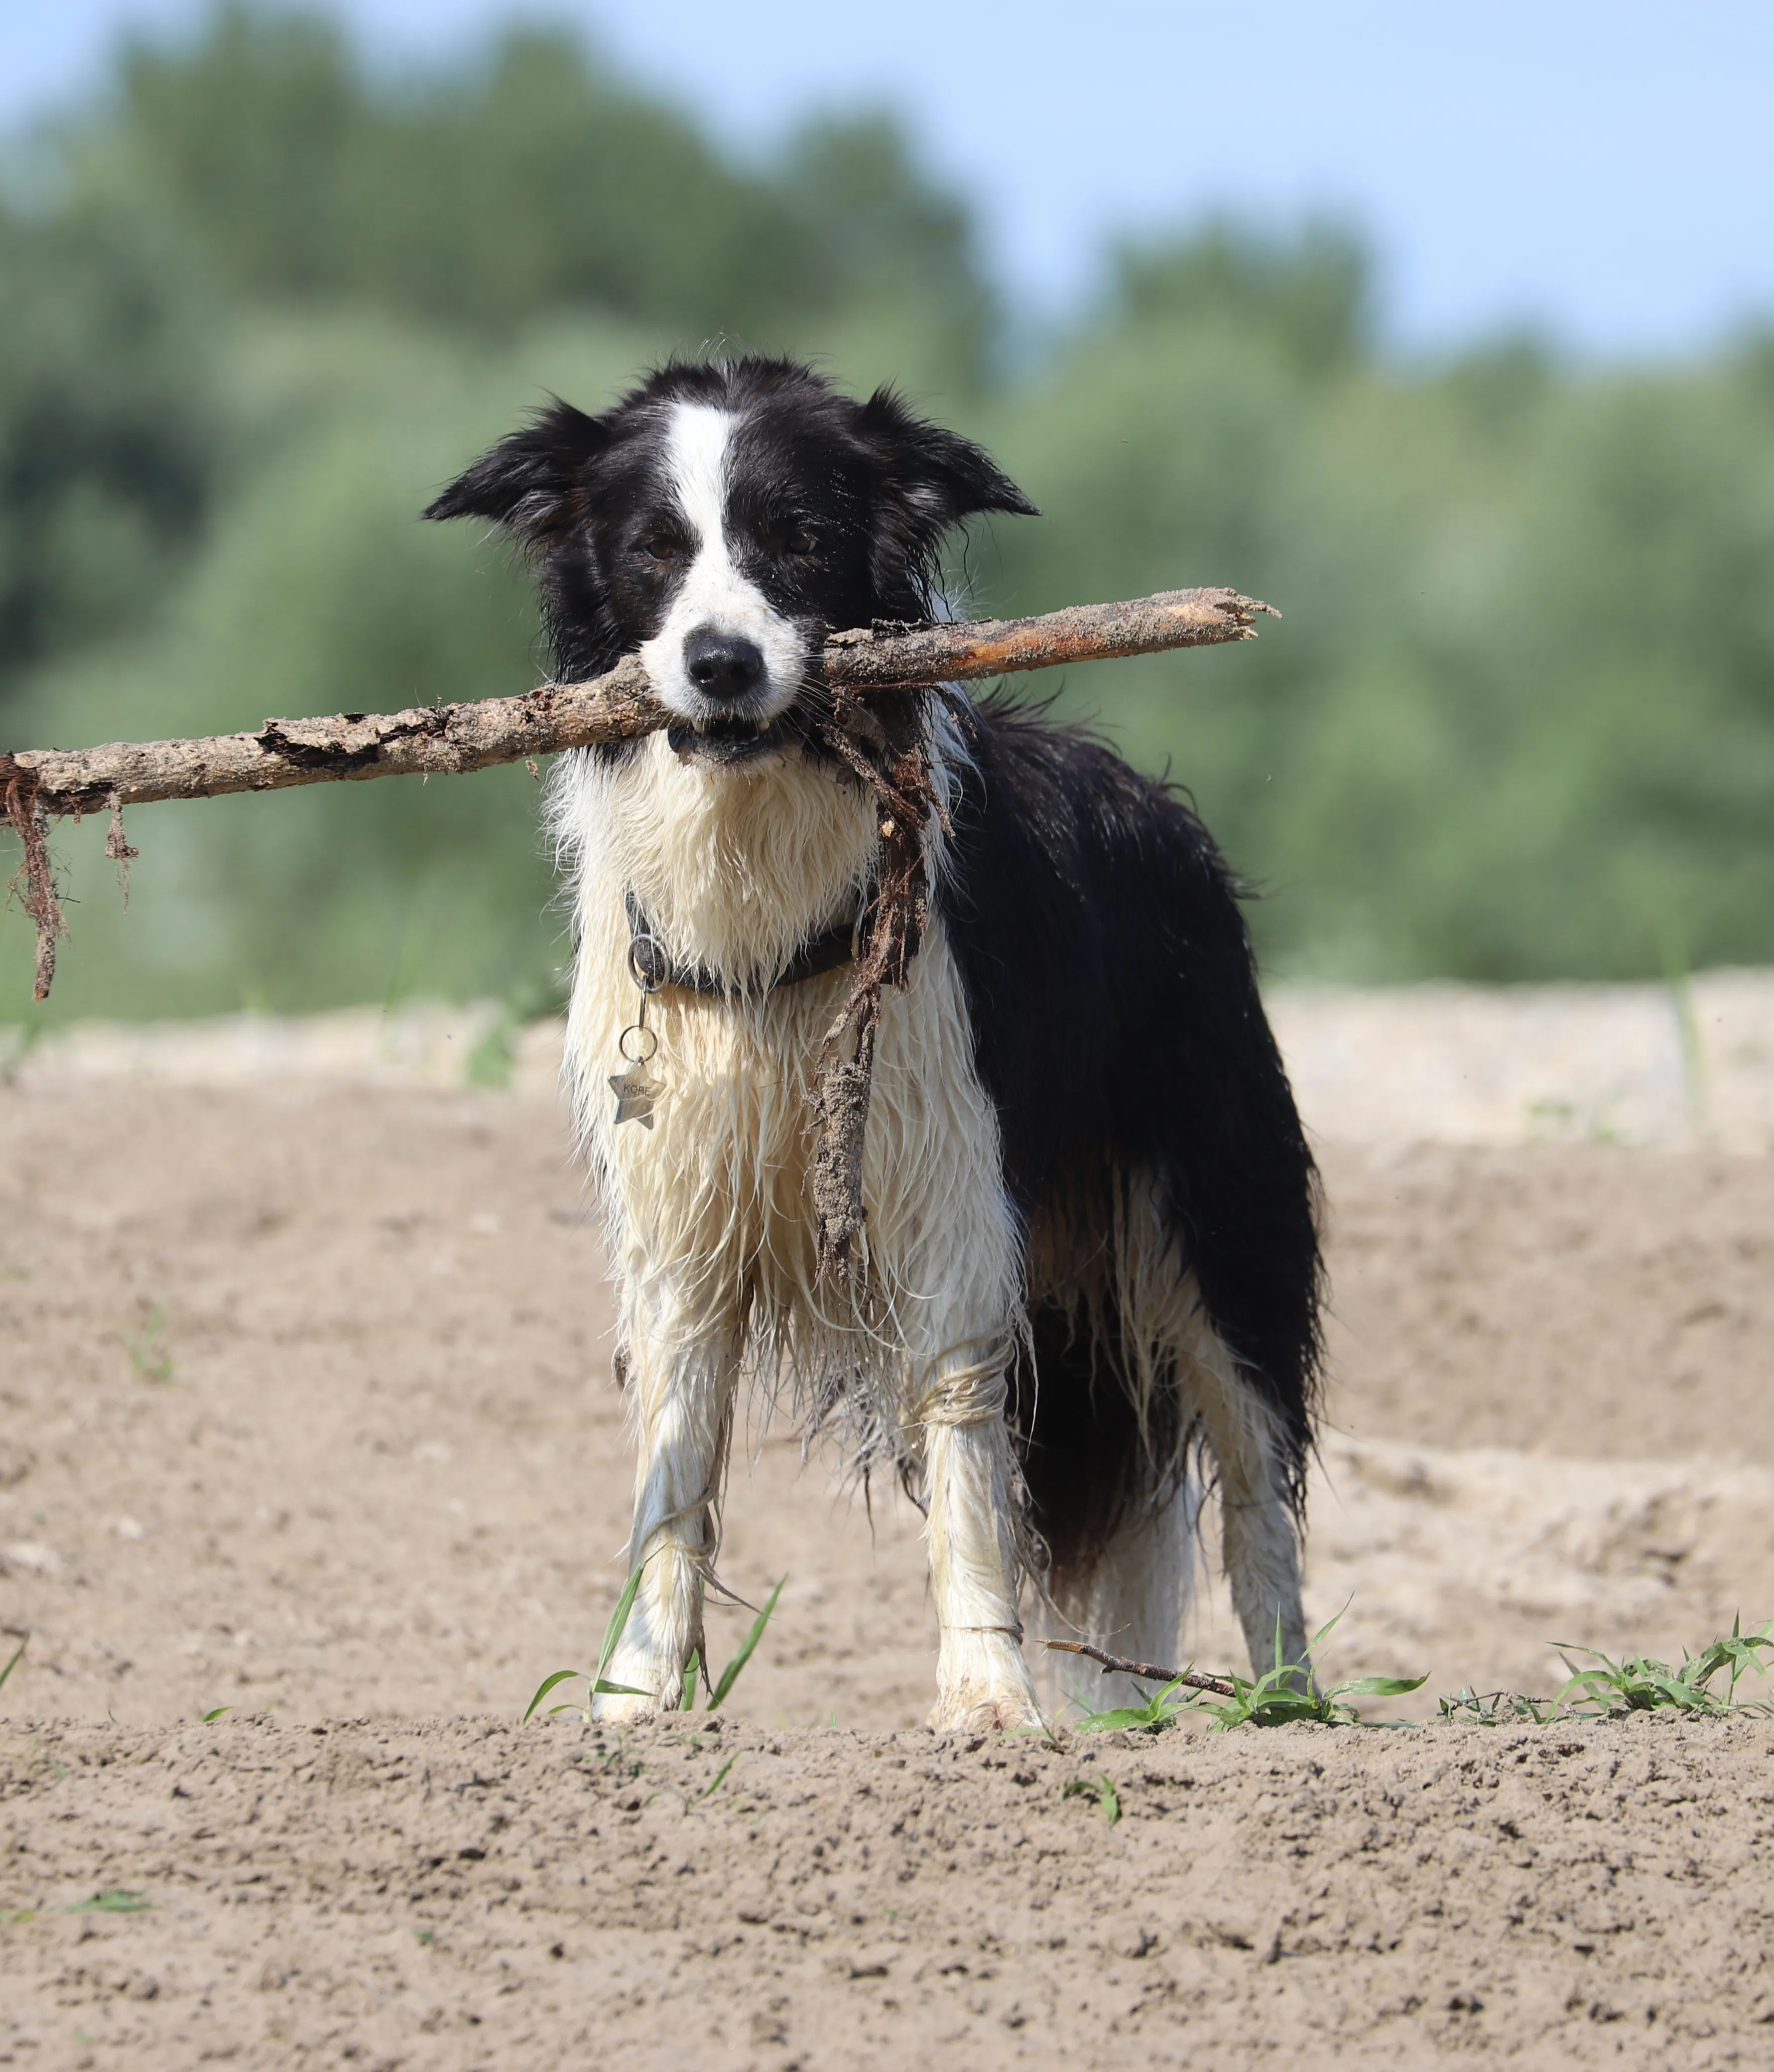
[
  {"xmin": 595, "ymin": 1293, "xmax": 740, "ymax": 1721},
  {"xmin": 917, "ymin": 1341, "xmax": 1043, "ymax": 1735}
]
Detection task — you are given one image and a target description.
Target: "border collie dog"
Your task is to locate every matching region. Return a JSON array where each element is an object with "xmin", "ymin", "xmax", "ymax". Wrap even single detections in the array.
[{"xmin": 427, "ymin": 357, "xmax": 1320, "ymax": 1730}]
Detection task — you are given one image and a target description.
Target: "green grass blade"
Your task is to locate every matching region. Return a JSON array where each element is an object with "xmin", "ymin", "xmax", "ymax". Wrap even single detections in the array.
[
  {"xmin": 1307, "ymin": 1606, "xmax": 1349, "ymax": 1655},
  {"xmin": 65, "ymin": 1890, "xmax": 152, "ymax": 1914},
  {"xmin": 523, "ymin": 1669, "xmax": 588, "ymax": 1723},
  {"xmin": 591, "ymin": 1679, "xmax": 652, "ymax": 1697},
  {"xmin": 200, "ymin": 1705, "xmax": 232, "ymax": 1723},
  {"xmin": 595, "ymin": 1559, "xmax": 651, "ymax": 1694},
  {"xmin": 709, "ymin": 1576, "xmax": 784, "ymax": 1711},
  {"xmin": 1334, "ymin": 1673, "xmax": 1430, "ymax": 1697},
  {"xmin": 680, "ymin": 1649, "xmax": 701, "ymax": 1712},
  {"xmin": 0, "ymin": 1639, "xmax": 24, "ymax": 1693},
  {"xmin": 1063, "ymin": 1776, "xmax": 1121, "ymax": 1821},
  {"xmin": 1076, "ymin": 1703, "xmax": 1165, "ymax": 1732},
  {"xmin": 697, "ymin": 1754, "xmax": 737, "ymax": 1801},
  {"xmin": 1074, "ymin": 1676, "xmax": 1201, "ymax": 1733},
  {"xmin": 1551, "ymin": 1642, "xmax": 1620, "ymax": 1675},
  {"xmin": 1245, "ymin": 1694, "xmax": 1323, "ymax": 1725}
]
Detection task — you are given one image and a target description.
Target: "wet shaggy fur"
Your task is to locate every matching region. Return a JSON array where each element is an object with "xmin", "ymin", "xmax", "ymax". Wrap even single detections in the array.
[
  {"xmin": 941, "ymin": 706, "xmax": 1322, "ymax": 1588},
  {"xmin": 426, "ymin": 355, "xmax": 1322, "ymax": 1720}
]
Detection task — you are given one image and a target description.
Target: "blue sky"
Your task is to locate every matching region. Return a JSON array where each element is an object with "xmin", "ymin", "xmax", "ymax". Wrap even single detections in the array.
[{"xmin": 7, "ymin": 0, "xmax": 1773, "ymax": 357}]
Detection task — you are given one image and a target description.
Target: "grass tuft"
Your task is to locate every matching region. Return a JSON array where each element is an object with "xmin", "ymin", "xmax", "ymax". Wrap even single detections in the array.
[
  {"xmin": 1439, "ymin": 1620, "xmax": 1774, "ymax": 1723},
  {"xmin": 122, "ymin": 1306, "xmax": 174, "ymax": 1383},
  {"xmin": 1438, "ymin": 1687, "xmax": 1559, "ymax": 1725},
  {"xmin": 1552, "ymin": 1619, "xmax": 1774, "ymax": 1718},
  {"xmin": 524, "ymin": 1564, "xmax": 784, "ymax": 1723},
  {"xmin": 1072, "ymin": 1610, "xmax": 1426, "ymax": 1734},
  {"xmin": 1064, "ymin": 1775, "xmax": 1121, "ymax": 1823},
  {"xmin": 524, "ymin": 1556, "xmax": 656, "ymax": 1721},
  {"xmin": 1068, "ymin": 1679, "xmax": 1200, "ymax": 1735}
]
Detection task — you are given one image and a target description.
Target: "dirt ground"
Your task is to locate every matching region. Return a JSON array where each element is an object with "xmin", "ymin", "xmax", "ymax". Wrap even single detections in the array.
[{"xmin": 6, "ymin": 1059, "xmax": 1774, "ymax": 2066}]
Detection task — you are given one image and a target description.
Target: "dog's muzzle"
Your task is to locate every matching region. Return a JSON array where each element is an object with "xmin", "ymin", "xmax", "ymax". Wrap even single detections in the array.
[{"xmin": 668, "ymin": 630, "xmax": 795, "ymax": 766}]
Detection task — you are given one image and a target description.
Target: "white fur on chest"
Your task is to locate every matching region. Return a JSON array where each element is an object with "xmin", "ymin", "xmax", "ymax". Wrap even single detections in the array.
[{"xmin": 551, "ymin": 737, "xmax": 1021, "ymax": 1442}]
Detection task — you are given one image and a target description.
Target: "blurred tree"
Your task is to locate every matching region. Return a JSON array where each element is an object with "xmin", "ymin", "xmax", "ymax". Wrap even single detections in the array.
[
  {"xmin": 0, "ymin": 317, "xmax": 620, "ymax": 1019},
  {"xmin": 984, "ymin": 222, "xmax": 1774, "ymax": 981},
  {"xmin": 70, "ymin": 3, "xmax": 988, "ymax": 361},
  {"xmin": 329, "ymin": 28, "xmax": 813, "ymax": 339},
  {"xmin": 4, "ymin": 16, "xmax": 1774, "ymax": 1016},
  {"xmin": 98, "ymin": 2, "xmax": 358, "ymax": 299},
  {"xmin": 0, "ymin": 208, "xmax": 221, "ymax": 713},
  {"xmin": 777, "ymin": 112, "xmax": 997, "ymax": 389},
  {"xmin": 1112, "ymin": 218, "xmax": 1372, "ymax": 380}
]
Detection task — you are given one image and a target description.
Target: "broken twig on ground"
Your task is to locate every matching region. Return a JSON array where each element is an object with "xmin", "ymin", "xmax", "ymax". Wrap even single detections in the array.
[{"xmin": 1044, "ymin": 1639, "xmax": 1240, "ymax": 1699}]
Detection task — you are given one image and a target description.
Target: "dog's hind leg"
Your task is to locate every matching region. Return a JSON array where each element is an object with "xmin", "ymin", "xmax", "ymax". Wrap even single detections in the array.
[
  {"xmin": 1189, "ymin": 1336, "xmax": 1310, "ymax": 1681},
  {"xmin": 1107, "ymin": 1190, "xmax": 1310, "ymax": 1685},
  {"xmin": 1050, "ymin": 1479, "xmax": 1202, "ymax": 1714},
  {"xmin": 594, "ymin": 1278, "xmax": 741, "ymax": 1721}
]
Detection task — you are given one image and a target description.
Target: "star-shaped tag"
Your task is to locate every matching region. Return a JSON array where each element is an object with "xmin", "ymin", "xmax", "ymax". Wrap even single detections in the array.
[{"xmin": 609, "ymin": 1062, "xmax": 663, "ymax": 1128}]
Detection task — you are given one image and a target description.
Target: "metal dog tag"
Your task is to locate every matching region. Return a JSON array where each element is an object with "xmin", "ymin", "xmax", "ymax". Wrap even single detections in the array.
[{"xmin": 608, "ymin": 1060, "xmax": 663, "ymax": 1128}]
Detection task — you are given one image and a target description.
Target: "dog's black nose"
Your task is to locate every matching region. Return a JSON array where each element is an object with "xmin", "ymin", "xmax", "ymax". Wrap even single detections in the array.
[{"xmin": 685, "ymin": 630, "xmax": 766, "ymax": 699}]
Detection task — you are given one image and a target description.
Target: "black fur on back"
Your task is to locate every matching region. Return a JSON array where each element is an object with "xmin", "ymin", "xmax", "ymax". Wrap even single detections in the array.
[{"xmin": 939, "ymin": 695, "xmax": 1323, "ymax": 1587}]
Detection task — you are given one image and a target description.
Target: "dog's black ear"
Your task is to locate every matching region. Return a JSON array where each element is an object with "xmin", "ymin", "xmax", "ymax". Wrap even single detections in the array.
[
  {"xmin": 859, "ymin": 388, "xmax": 1039, "ymax": 529},
  {"xmin": 422, "ymin": 398, "xmax": 612, "ymax": 542}
]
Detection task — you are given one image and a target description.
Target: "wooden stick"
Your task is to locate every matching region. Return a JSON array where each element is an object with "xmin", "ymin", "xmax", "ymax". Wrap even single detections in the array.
[
  {"xmin": 0, "ymin": 585, "xmax": 1272, "ymax": 1002},
  {"xmin": 0, "ymin": 587, "xmax": 1271, "ymax": 820},
  {"xmin": 1043, "ymin": 1639, "xmax": 1239, "ymax": 1699}
]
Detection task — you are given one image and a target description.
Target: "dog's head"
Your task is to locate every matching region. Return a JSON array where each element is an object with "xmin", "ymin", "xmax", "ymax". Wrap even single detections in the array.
[{"xmin": 425, "ymin": 357, "xmax": 1035, "ymax": 770}]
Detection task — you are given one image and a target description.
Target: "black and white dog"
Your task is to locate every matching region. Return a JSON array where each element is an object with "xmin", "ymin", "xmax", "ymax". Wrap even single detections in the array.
[{"xmin": 427, "ymin": 357, "xmax": 1320, "ymax": 1730}]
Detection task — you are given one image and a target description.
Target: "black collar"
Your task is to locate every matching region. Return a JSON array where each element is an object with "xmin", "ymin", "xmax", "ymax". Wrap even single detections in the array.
[{"xmin": 625, "ymin": 889, "xmax": 860, "ymax": 999}]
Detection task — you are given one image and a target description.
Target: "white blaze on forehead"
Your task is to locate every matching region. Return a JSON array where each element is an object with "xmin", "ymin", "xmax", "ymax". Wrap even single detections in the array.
[
  {"xmin": 663, "ymin": 402, "xmax": 737, "ymax": 559},
  {"xmin": 640, "ymin": 397, "xmax": 808, "ymax": 724}
]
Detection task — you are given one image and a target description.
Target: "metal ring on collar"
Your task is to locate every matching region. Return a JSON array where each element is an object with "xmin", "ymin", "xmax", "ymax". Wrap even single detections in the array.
[
  {"xmin": 628, "ymin": 935, "xmax": 667, "ymax": 992},
  {"xmin": 618, "ymin": 1022, "xmax": 659, "ymax": 1064}
]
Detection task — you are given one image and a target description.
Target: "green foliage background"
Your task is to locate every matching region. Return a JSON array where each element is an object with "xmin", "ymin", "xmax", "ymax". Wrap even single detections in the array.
[{"xmin": 3, "ymin": 3, "xmax": 1771, "ymax": 1023}]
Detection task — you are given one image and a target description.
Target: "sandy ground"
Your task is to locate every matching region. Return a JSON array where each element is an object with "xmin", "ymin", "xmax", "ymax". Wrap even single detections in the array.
[
  {"xmin": 12, "ymin": 964, "xmax": 1774, "ymax": 1150},
  {"xmin": 11, "ymin": 1712, "xmax": 1774, "ymax": 2069},
  {"xmin": 5, "ymin": 1001, "xmax": 1774, "ymax": 2066}
]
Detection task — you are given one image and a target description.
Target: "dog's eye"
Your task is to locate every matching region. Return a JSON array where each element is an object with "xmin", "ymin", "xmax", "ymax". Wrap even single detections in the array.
[
  {"xmin": 784, "ymin": 526, "xmax": 817, "ymax": 558},
  {"xmin": 638, "ymin": 535, "xmax": 681, "ymax": 564}
]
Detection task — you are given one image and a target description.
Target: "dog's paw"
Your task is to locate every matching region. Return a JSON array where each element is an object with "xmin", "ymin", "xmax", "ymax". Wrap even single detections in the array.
[
  {"xmin": 590, "ymin": 1688, "xmax": 659, "ymax": 1725},
  {"xmin": 930, "ymin": 1627, "xmax": 1044, "ymax": 1735},
  {"xmin": 590, "ymin": 1651, "xmax": 669, "ymax": 1724},
  {"xmin": 926, "ymin": 1683, "xmax": 1046, "ymax": 1736}
]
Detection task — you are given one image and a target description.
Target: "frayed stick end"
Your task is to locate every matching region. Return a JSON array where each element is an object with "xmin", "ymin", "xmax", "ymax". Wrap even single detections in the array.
[
  {"xmin": 106, "ymin": 790, "xmax": 138, "ymax": 909},
  {"xmin": 2, "ymin": 758, "xmax": 65, "ymax": 1003}
]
